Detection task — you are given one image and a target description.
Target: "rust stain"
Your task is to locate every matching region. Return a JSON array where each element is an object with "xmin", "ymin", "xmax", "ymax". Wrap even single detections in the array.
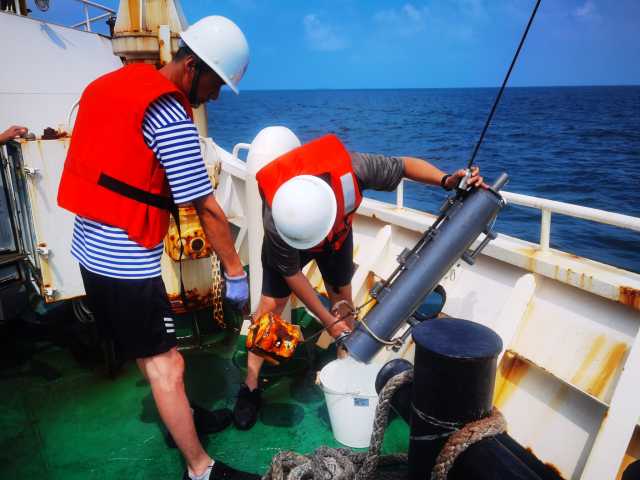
[
  {"xmin": 544, "ymin": 462, "xmax": 565, "ymax": 478},
  {"xmin": 493, "ymin": 351, "xmax": 529, "ymax": 408},
  {"xmin": 617, "ymin": 425, "xmax": 640, "ymax": 479},
  {"xmin": 565, "ymin": 267, "xmax": 573, "ymax": 284},
  {"xmin": 517, "ymin": 246, "xmax": 539, "ymax": 272},
  {"xmin": 164, "ymin": 205, "xmax": 212, "ymax": 260},
  {"xmin": 523, "ymin": 447, "xmax": 567, "ymax": 479},
  {"xmin": 571, "ymin": 335, "xmax": 606, "ymax": 386},
  {"xmin": 42, "ymin": 127, "xmax": 68, "ymax": 140},
  {"xmin": 357, "ymin": 271, "xmax": 379, "ymax": 319},
  {"xmin": 167, "ymin": 287, "xmax": 214, "ymax": 314},
  {"xmin": 571, "ymin": 336, "xmax": 628, "ymax": 399},
  {"xmin": 366, "ymin": 271, "xmax": 376, "ymax": 290},
  {"xmin": 128, "ymin": 0, "xmax": 141, "ymax": 32},
  {"xmin": 619, "ymin": 286, "xmax": 640, "ymax": 310},
  {"xmin": 587, "ymin": 342, "xmax": 627, "ymax": 398}
]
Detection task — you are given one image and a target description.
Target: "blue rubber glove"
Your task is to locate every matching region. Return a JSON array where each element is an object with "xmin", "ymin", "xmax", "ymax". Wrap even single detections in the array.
[{"xmin": 224, "ymin": 271, "xmax": 249, "ymax": 310}]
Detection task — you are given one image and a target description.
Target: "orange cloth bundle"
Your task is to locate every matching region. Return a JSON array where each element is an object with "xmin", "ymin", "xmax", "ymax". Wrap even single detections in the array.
[{"xmin": 246, "ymin": 312, "xmax": 302, "ymax": 365}]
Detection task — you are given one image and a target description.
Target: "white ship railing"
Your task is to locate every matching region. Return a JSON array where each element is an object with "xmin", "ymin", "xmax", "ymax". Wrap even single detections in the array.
[
  {"xmin": 395, "ymin": 179, "xmax": 640, "ymax": 251},
  {"xmin": 69, "ymin": 0, "xmax": 116, "ymax": 32}
]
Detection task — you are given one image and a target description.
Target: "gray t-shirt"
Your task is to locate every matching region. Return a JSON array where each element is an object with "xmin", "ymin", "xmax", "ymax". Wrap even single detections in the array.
[{"xmin": 262, "ymin": 152, "xmax": 404, "ymax": 277}]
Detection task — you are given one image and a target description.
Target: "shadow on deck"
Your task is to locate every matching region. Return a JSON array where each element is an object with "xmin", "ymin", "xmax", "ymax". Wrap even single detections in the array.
[{"xmin": 0, "ymin": 304, "xmax": 409, "ymax": 479}]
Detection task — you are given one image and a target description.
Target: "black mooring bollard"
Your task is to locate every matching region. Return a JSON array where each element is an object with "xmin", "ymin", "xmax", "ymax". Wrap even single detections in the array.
[
  {"xmin": 375, "ymin": 358, "xmax": 413, "ymax": 420},
  {"xmin": 409, "ymin": 317, "xmax": 502, "ymax": 480},
  {"xmin": 376, "ymin": 320, "xmax": 562, "ymax": 480}
]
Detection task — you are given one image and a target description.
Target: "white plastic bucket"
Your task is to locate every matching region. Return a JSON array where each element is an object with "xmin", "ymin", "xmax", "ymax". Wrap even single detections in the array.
[{"xmin": 319, "ymin": 358, "xmax": 381, "ymax": 448}]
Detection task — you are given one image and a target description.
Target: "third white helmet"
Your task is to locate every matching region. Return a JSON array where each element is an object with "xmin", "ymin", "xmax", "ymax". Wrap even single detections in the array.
[{"xmin": 271, "ymin": 176, "xmax": 337, "ymax": 250}]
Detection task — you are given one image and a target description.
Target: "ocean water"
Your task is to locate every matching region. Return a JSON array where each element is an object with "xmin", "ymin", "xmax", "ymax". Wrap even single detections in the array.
[{"xmin": 208, "ymin": 86, "xmax": 640, "ymax": 274}]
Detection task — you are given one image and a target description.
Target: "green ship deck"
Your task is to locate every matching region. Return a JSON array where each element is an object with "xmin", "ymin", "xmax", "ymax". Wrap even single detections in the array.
[{"xmin": 1, "ymin": 305, "xmax": 409, "ymax": 479}]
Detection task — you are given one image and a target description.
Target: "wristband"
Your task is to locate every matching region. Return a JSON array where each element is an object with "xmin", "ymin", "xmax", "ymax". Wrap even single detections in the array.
[
  {"xmin": 224, "ymin": 271, "xmax": 247, "ymax": 281},
  {"xmin": 440, "ymin": 174, "xmax": 453, "ymax": 191}
]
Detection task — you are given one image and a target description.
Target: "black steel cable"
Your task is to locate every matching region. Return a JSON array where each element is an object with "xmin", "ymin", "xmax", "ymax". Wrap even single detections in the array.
[{"xmin": 466, "ymin": 0, "xmax": 542, "ymax": 169}]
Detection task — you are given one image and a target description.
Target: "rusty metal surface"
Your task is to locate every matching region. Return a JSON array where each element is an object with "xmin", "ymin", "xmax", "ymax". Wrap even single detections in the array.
[
  {"xmin": 41, "ymin": 127, "xmax": 69, "ymax": 140},
  {"xmin": 617, "ymin": 427, "xmax": 640, "ymax": 480},
  {"xmin": 619, "ymin": 286, "xmax": 640, "ymax": 310},
  {"xmin": 164, "ymin": 205, "xmax": 213, "ymax": 261},
  {"xmin": 167, "ymin": 286, "xmax": 214, "ymax": 314},
  {"xmin": 112, "ymin": 0, "xmax": 187, "ymax": 63}
]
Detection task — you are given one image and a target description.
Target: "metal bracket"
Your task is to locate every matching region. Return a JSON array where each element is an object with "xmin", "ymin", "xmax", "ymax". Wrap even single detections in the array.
[
  {"xmin": 391, "ymin": 321, "xmax": 417, "ymax": 352},
  {"xmin": 36, "ymin": 245, "xmax": 50, "ymax": 257},
  {"xmin": 23, "ymin": 166, "xmax": 39, "ymax": 176},
  {"xmin": 397, "ymin": 247, "xmax": 411, "ymax": 265},
  {"xmin": 461, "ymin": 230, "xmax": 497, "ymax": 265},
  {"xmin": 43, "ymin": 286, "xmax": 57, "ymax": 299},
  {"xmin": 370, "ymin": 281, "xmax": 384, "ymax": 299},
  {"xmin": 370, "ymin": 281, "xmax": 391, "ymax": 301}
]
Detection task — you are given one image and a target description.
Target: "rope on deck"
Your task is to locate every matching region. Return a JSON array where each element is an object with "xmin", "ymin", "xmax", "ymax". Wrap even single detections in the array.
[
  {"xmin": 431, "ymin": 407, "xmax": 506, "ymax": 480},
  {"xmin": 262, "ymin": 369, "xmax": 413, "ymax": 480},
  {"xmin": 262, "ymin": 368, "xmax": 507, "ymax": 480}
]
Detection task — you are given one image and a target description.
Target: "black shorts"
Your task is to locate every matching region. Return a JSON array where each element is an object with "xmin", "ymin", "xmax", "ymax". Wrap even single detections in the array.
[
  {"xmin": 262, "ymin": 230, "xmax": 354, "ymax": 299},
  {"xmin": 80, "ymin": 266, "xmax": 177, "ymax": 360}
]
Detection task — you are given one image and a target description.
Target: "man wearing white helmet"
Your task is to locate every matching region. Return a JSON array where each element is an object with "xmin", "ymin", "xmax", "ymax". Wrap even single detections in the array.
[
  {"xmin": 233, "ymin": 133, "xmax": 484, "ymax": 430},
  {"xmin": 58, "ymin": 16, "xmax": 259, "ymax": 480}
]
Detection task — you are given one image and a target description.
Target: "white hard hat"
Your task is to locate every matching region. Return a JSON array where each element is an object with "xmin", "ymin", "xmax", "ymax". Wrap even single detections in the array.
[
  {"xmin": 180, "ymin": 16, "xmax": 249, "ymax": 94},
  {"xmin": 272, "ymin": 175, "xmax": 337, "ymax": 250},
  {"xmin": 248, "ymin": 126, "xmax": 301, "ymax": 174}
]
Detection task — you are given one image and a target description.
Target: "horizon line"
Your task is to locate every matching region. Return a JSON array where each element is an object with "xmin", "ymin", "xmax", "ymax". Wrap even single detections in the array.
[{"xmin": 233, "ymin": 83, "xmax": 640, "ymax": 93}]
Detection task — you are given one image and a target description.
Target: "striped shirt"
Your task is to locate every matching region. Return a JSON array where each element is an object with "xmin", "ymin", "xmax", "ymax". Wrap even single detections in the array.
[{"xmin": 71, "ymin": 94, "xmax": 213, "ymax": 279}]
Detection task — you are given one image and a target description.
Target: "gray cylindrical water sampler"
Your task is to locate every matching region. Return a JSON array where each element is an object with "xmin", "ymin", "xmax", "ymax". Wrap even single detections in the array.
[{"xmin": 344, "ymin": 182, "xmax": 506, "ymax": 364}]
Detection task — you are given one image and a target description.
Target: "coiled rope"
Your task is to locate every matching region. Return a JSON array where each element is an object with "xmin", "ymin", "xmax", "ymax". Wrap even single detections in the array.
[
  {"xmin": 262, "ymin": 368, "xmax": 507, "ymax": 480},
  {"xmin": 262, "ymin": 369, "xmax": 413, "ymax": 480},
  {"xmin": 431, "ymin": 407, "xmax": 506, "ymax": 480}
]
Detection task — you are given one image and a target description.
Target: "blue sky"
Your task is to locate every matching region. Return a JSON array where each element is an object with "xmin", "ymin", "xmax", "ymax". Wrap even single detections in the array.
[{"xmin": 29, "ymin": 0, "xmax": 640, "ymax": 90}]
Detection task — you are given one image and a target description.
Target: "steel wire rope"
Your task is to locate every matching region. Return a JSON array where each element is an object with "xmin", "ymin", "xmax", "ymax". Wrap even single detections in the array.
[{"xmin": 466, "ymin": 0, "xmax": 542, "ymax": 170}]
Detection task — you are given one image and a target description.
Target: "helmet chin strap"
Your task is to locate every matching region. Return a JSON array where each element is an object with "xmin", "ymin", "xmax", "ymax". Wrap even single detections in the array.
[{"xmin": 188, "ymin": 62, "xmax": 203, "ymax": 107}]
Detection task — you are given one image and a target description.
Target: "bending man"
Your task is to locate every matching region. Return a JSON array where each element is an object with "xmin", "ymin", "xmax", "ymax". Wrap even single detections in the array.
[{"xmin": 233, "ymin": 133, "xmax": 484, "ymax": 430}]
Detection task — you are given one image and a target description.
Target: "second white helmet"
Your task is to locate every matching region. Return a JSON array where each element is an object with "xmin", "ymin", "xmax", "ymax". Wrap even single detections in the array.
[
  {"xmin": 272, "ymin": 175, "xmax": 337, "ymax": 250},
  {"xmin": 248, "ymin": 127, "xmax": 301, "ymax": 174},
  {"xmin": 180, "ymin": 15, "xmax": 249, "ymax": 94}
]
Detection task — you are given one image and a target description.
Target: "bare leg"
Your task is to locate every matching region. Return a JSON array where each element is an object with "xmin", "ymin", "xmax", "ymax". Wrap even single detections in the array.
[
  {"xmin": 137, "ymin": 348, "xmax": 212, "ymax": 476},
  {"xmin": 245, "ymin": 294, "xmax": 289, "ymax": 390}
]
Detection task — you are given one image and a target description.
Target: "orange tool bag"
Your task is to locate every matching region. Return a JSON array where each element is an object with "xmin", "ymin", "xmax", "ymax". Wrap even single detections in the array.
[{"xmin": 246, "ymin": 313, "xmax": 302, "ymax": 365}]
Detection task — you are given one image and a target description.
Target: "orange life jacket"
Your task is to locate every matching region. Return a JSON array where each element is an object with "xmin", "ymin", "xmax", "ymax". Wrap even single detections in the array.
[
  {"xmin": 57, "ymin": 64, "xmax": 193, "ymax": 249},
  {"xmin": 256, "ymin": 134, "xmax": 362, "ymax": 252}
]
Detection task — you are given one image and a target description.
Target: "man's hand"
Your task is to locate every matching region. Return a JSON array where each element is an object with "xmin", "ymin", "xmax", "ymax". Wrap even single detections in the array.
[
  {"xmin": 327, "ymin": 301, "xmax": 354, "ymax": 339},
  {"xmin": 327, "ymin": 316, "xmax": 352, "ymax": 339},
  {"xmin": 224, "ymin": 271, "xmax": 249, "ymax": 310},
  {"xmin": 0, "ymin": 125, "xmax": 28, "ymax": 145},
  {"xmin": 445, "ymin": 166, "xmax": 487, "ymax": 190}
]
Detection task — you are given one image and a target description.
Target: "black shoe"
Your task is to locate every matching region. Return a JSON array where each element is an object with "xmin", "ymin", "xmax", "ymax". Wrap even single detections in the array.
[
  {"xmin": 232, "ymin": 384, "xmax": 261, "ymax": 430},
  {"xmin": 182, "ymin": 460, "xmax": 261, "ymax": 480},
  {"xmin": 167, "ymin": 404, "xmax": 232, "ymax": 448},
  {"xmin": 192, "ymin": 404, "xmax": 232, "ymax": 434}
]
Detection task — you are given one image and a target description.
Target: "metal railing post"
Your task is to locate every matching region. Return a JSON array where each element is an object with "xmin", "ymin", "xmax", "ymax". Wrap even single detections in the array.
[
  {"xmin": 83, "ymin": 3, "xmax": 91, "ymax": 31},
  {"xmin": 69, "ymin": 0, "xmax": 117, "ymax": 31},
  {"xmin": 540, "ymin": 209, "xmax": 551, "ymax": 251},
  {"xmin": 396, "ymin": 179, "xmax": 404, "ymax": 209}
]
